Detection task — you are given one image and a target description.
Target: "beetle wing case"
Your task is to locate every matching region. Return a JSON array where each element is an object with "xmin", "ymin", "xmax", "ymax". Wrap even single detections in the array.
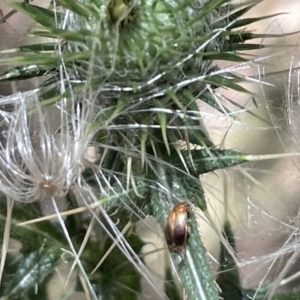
[
  {"xmin": 164, "ymin": 222, "xmax": 174, "ymax": 248},
  {"xmin": 173, "ymin": 215, "xmax": 188, "ymax": 248},
  {"xmin": 164, "ymin": 202, "xmax": 190, "ymax": 251}
]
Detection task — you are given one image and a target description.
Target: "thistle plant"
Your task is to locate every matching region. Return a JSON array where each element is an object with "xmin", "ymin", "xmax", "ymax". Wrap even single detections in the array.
[{"xmin": 0, "ymin": 0, "xmax": 299, "ymax": 299}]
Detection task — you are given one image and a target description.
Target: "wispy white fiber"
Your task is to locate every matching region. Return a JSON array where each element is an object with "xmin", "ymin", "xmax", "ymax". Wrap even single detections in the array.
[{"xmin": 0, "ymin": 90, "xmax": 95, "ymax": 202}]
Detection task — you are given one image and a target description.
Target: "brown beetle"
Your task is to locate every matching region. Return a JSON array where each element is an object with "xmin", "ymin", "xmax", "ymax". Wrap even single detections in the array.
[{"xmin": 164, "ymin": 202, "xmax": 190, "ymax": 251}]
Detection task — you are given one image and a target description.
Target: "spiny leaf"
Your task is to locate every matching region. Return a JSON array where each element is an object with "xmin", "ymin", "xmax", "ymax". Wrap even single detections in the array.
[
  {"xmin": 217, "ymin": 1, "xmax": 260, "ymax": 25},
  {"xmin": 200, "ymin": 92, "xmax": 233, "ymax": 115},
  {"xmin": 0, "ymin": 51, "xmax": 89, "ymax": 67},
  {"xmin": 180, "ymin": 115, "xmax": 214, "ymax": 147},
  {"xmin": 0, "ymin": 65, "xmax": 57, "ymax": 81},
  {"xmin": 139, "ymin": 127, "xmax": 148, "ymax": 168},
  {"xmin": 224, "ymin": 30, "xmax": 300, "ymax": 44},
  {"xmin": 202, "ymin": 52, "xmax": 248, "ymax": 62},
  {"xmin": 56, "ymin": 0, "xmax": 90, "ymax": 19},
  {"xmin": 224, "ymin": 43, "xmax": 267, "ymax": 51},
  {"xmin": 167, "ymin": 91, "xmax": 186, "ymax": 112},
  {"xmin": 170, "ymin": 171, "xmax": 206, "ymax": 211},
  {"xmin": 0, "ymin": 43, "xmax": 57, "ymax": 54},
  {"xmin": 0, "ymin": 202, "xmax": 67, "ymax": 248},
  {"xmin": 170, "ymin": 149, "xmax": 248, "ymax": 176},
  {"xmin": 272, "ymin": 291, "xmax": 300, "ymax": 300},
  {"xmin": 83, "ymin": 209, "xmax": 144, "ymax": 299},
  {"xmin": 187, "ymin": 0, "xmax": 230, "ymax": 26},
  {"xmin": 225, "ymin": 13, "xmax": 286, "ymax": 30},
  {"xmin": 32, "ymin": 29, "xmax": 88, "ymax": 42},
  {"xmin": 39, "ymin": 75, "xmax": 60, "ymax": 88},
  {"xmin": 150, "ymin": 181, "xmax": 218, "ymax": 300},
  {"xmin": 217, "ymin": 221, "xmax": 243, "ymax": 300},
  {"xmin": 155, "ymin": 101, "xmax": 170, "ymax": 155},
  {"xmin": 206, "ymin": 75, "xmax": 254, "ymax": 95},
  {"xmin": 13, "ymin": 2, "xmax": 62, "ymax": 28},
  {"xmin": 2, "ymin": 244, "xmax": 61, "ymax": 299},
  {"xmin": 164, "ymin": 266, "xmax": 182, "ymax": 300},
  {"xmin": 244, "ymin": 286, "xmax": 300, "ymax": 300}
]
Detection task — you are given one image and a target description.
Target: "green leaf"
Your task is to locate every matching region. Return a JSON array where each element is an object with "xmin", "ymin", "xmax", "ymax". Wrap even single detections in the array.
[
  {"xmin": 39, "ymin": 75, "xmax": 60, "ymax": 88},
  {"xmin": 202, "ymin": 52, "xmax": 248, "ymax": 62},
  {"xmin": 31, "ymin": 29, "xmax": 88, "ymax": 42},
  {"xmin": 164, "ymin": 266, "xmax": 182, "ymax": 300},
  {"xmin": 180, "ymin": 115, "xmax": 214, "ymax": 148},
  {"xmin": 200, "ymin": 92, "xmax": 233, "ymax": 115},
  {"xmin": 13, "ymin": 2, "xmax": 62, "ymax": 28},
  {"xmin": 225, "ymin": 13, "xmax": 286, "ymax": 30},
  {"xmin": 150, "ymin": 165, "xmax": 218, "ymax": 300},
  {"xmin": 171, "ymin": 171, "xmax": 207, "ymax": 211},
  {"xmin": 0, "ymin": 51, "xmax": 89, "ymax": 67},
  {"xmin": 216, "ymin": 221, "xmax": 243, "ymax": 300},
  {"xmin": 206, "ymin": 75, "xmax": 254, "ymax": 95},
  {"xmin": 139, "ymin": 127, "xmax": 149, "ymax": 168},
  {"xmin": 84, "ymin": 209, "xmax": 144, "ymax": 300},
  {"xmin": 244, "ymin": 286, "xmax": 300, "ymax": 300},
  {"xmin": 56, "ymin": 0, "xmax": 90, "ymax": 19},
  {"xmin": 223, "ymin": 30, "xmax": 300, "ymax": 45},
  {"xmin": 224, "ymin": 43, "xmax": 267, "ymax": 52},
  {"xmin": 0, "ymin": 202, "xmax": 67, "ymax": 249},
  {"xmin": 187, "ymin": 0, "xmax": 230, "ymax": 26},
  {"xmin": 2, "ymin": 243, "xmax": 61, "ymax": 299},
  {"xmin": 154, "ymin": 100, "xmax": 171, "ymax": 155},
  {"xmin": 170, "ymin": 149, "xmax": 248, "ymax": 176},
  {"xmin": 216, "ymin": 1, "xmax": 260, "ymax": 25},
  {"xmin": 0, "ymin": 65, "xmax": 57, "ymax": 81},
  {"xmin": 272, "ymin": 291, "xmax": 300, "ymax": 300},
  {"xmin": 0, "ymin": 43, "xmax": 57, "ymax": 53}
]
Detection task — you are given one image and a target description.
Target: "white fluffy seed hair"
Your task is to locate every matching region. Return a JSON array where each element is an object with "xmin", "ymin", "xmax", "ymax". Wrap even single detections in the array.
[{"xmin": 0, "ymin": 90, "xmax": 96, "ymax": 202}]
